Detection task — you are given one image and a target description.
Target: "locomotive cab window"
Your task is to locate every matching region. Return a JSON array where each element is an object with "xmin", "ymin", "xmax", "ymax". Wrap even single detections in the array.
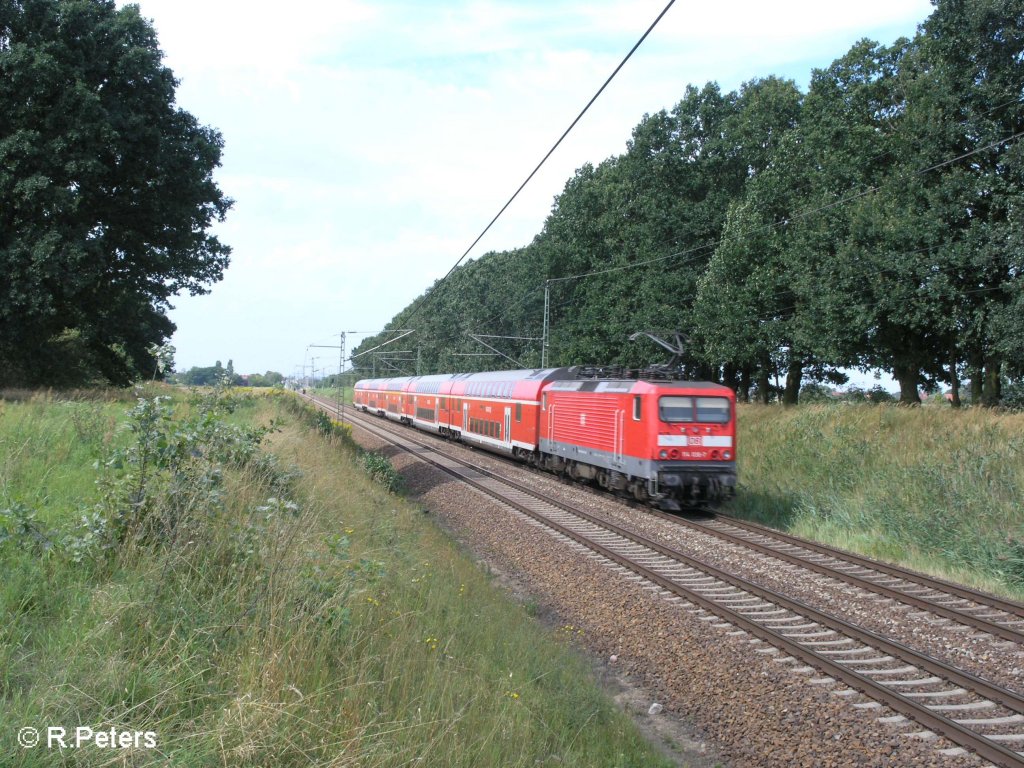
[
  {"xmin": 659, "ymin": 396, "xmax": 731, "ymax": 424},
  {"xmin": 695, "ymin": 397, "xmax": 731, "ymax": 423},
  {"xmin": 659, "ymin": 396, "xmax": 694, "ymax": 422},
  {"xmin": 632, "ymin": 396, "xmax": 642, "ymax": 421}
]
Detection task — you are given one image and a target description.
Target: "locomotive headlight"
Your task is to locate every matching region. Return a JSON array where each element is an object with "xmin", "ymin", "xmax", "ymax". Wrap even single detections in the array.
[
  {"xmin": 723, "ymin": 450, "xmax": 732, "ymax": 460},
  {"xmin": 659, "ymin": 449, "xmax": 668, "ymax": 459}
]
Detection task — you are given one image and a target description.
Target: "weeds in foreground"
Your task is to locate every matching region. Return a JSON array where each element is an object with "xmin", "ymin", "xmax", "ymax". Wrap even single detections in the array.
[{"xmin": 0, "ymin": 391, "xmax": 675, "ymax": 767}]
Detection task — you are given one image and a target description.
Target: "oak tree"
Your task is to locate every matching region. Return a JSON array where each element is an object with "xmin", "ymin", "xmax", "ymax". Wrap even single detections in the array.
[{"xmin": 0, "ymin": 0, "xmax": 231, "ymax": 386}]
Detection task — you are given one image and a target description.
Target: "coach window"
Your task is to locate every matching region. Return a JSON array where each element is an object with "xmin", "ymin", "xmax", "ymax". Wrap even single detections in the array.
[
  {"xmin": 632, "ymin": 396, "xmax": 642, "ymax": 421},
  {"xmin": 515, "ymin": 403, "xmax": 522, "ymax": 422},
  {"xmin": 542, "ymin": 393, "xmax": 548, "ymax": 411}
]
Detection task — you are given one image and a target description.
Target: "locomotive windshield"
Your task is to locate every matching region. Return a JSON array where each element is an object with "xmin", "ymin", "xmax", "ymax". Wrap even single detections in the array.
[{"xmin": 659, "ymin": 396, "xmax": 731, "ymax": 424}]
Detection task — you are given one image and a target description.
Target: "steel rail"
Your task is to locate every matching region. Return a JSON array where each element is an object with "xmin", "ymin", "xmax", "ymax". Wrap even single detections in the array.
[
  {"xmin": 715, "ymin": 514, "xmax": 1024, "ymax": 620},
  {"xmin": 322, "ymin": 400, "xmax": 1024, "ymax": 767},
  {"xmin": 645, "ymin": 509, "xmax": 1024, "ymax": 644}
]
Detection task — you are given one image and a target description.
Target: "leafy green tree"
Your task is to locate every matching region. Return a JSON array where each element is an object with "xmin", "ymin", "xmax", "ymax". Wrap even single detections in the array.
[
  {"xmin": 691, "ymin": 77, "xmax": 836, "ymax": 404},
  {"xmin": 246, "ymin": 371, "xmax": 284, "ymax": 387},
  {"xmin": 535, "ymin": 84, "xmax": 749, "ymax": 373},
  {"xmin": 798, "ymin": 1, "xmax": 1024, "ymax": 406},
  {"xmin": 0, "ymin": 0, "xmax": 231, "ymax": 387},
  {"xmin": 908, "ymin": 0, "xmax": 1024, "ymax": 405},
  {"xmin": 789, "ymin": 37, "xmax": 940, "ymax": 404},
  {"xmin": 179, "ymin": 362, "xmax": 223, "ymax": 387}
]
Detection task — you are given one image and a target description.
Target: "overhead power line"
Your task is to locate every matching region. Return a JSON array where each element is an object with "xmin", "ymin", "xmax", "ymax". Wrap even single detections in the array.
[{"xmin": 398, "ymin": 0, "xmax": 678, "ymax": 330}]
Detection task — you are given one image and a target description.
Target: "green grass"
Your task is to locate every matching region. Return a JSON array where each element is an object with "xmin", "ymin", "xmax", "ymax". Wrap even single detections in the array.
[
  {"xmin": 0, "ymin": 390, "xmax": 676, "ymax": 767},
  {"xmin": 0, "ymin": 395, "xmax": 128, "ymax": 525},
  {"xmin": 725, "ymin": 403, "xmax": 1024, "ymax": 599}
]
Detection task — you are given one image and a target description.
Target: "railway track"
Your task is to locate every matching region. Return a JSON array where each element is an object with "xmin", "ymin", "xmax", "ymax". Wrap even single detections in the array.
[
  {"xmin": 309, "ymin": 396, "xmax": 1024, "ymax": 765},
  {"xmin": 322, "ymin": 396, "xmax": 1024, "ymax": 648},
  {"xmin": 658, "ymin": 512, "xmax": 1024, "ymax": 646}
]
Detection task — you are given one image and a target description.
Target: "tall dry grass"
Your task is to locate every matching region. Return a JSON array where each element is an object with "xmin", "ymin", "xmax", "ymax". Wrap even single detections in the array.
[{"xmin": 729, "ymin": 403, "xmax": 1024, "ymax": 597}]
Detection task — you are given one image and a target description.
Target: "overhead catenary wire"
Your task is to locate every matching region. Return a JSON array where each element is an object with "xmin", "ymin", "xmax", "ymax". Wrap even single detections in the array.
[{"xmin": 395, "ymin": 0, "xmax": 678, "ymax": 332}]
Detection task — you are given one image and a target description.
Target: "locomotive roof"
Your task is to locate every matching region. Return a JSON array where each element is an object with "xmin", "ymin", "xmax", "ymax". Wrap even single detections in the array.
[{"xmin": 547, "ymin": 378, "xmax": 730, "ymax": 393}]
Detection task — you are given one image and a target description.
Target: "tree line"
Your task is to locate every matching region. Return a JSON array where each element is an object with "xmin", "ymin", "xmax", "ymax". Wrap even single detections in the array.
[
  {"xmin": 170, "ymin": 361, "xmax": 284, "ymax": 388},
  {"xmin": 353, "ymin": 0, "xmax": 1023, "ymax": 406}
]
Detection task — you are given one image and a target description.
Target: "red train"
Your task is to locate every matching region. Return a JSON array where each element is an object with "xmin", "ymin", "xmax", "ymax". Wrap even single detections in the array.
[{"xmin": 352, "ymin": 367, "xmax": 736, "ymax": 510}]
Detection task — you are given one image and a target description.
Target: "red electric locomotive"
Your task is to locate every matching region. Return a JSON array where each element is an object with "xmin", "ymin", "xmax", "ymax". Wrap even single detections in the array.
[{"xmin": 353, "ymin": 367, "xmax": 736, "ymax": 510}]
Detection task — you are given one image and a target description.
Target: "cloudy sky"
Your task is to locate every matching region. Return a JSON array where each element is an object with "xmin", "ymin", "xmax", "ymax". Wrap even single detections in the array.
[{"xmin": 124, "ymin": 0, "xmax": 934, "ymax": 381}]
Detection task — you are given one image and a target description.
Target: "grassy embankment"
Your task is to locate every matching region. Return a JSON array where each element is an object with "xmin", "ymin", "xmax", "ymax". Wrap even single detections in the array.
[
  {"xmin": 727, "ymin": 403, "xmax": 1024, "ymax": 599},
  {"xmin": 0, "ymin": 388, "xmax": 675, "ymax": 767}
]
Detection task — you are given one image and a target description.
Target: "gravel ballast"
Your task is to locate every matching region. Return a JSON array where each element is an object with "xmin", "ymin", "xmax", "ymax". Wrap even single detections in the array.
[{"xmin": 348, "ymin": 413, "xmax": 1004, "ymax": 767}]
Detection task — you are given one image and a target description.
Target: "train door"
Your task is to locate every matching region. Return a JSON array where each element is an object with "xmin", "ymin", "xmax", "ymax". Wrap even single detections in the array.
[
  {"xmin": 504, "ymin": 406, "xmax": 512, "ymax": 447},
  {"xmin": 463, "ymin": 401, "xmax": 469, "ymax": 435}
]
